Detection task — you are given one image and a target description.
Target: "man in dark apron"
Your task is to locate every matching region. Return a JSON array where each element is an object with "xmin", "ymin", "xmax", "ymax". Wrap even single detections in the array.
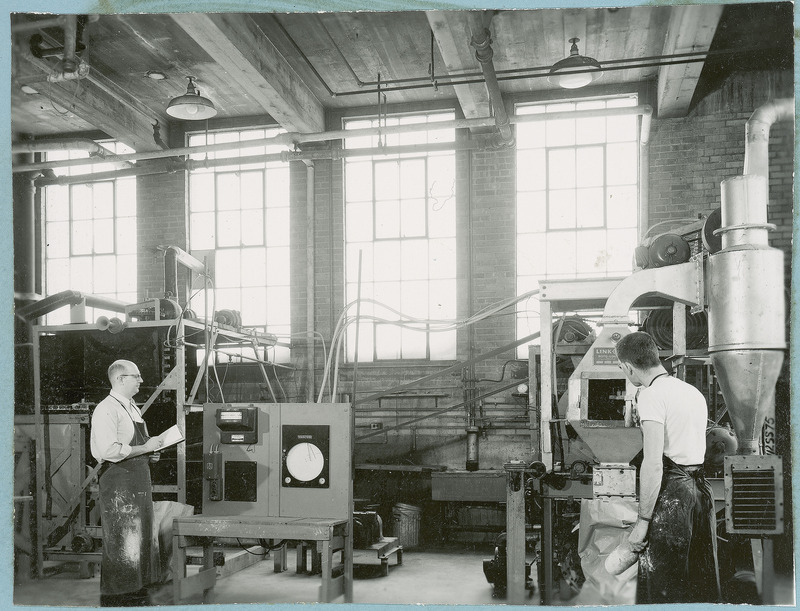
[
  {"xmin": 90, "ymin": 360, "xmax": 164, "ymax": 606},
  {"xmin": 616, "ymin": 332, "xmax": 720, "ymax": 604}
]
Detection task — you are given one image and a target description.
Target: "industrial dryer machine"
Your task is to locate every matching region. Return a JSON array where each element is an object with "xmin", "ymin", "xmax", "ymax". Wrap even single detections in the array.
[{"xmin": 202, "ymin": 402, "xmax": 351, "ymax": 519}]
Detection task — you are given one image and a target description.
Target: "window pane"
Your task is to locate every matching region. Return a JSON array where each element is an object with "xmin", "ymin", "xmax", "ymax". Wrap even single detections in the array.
[
  {"xmin": 346, "ymin": 162, "xmax": 373, "ymax": 202},
  {"xmin": 266, "ymin": 246, "xmax": 290, "ymax": 286},
  {"xmin": 576, "ymin": 147, "xmax": 604, "ymax": 187},
  {"xmin": 190, "ymin": 173, "xmax": 214, "ymax": 212},
  {"xmin": 346, "ymin": 321, "xmax": 375, "ymax": 363},
  {"xmin": 374, "ymin": 281, "xmax": 401, "ymax": 313},
  {"xmin": 241, "ymin": 247, "xmax": 266, "ymax": 287},
  {"xmin": 116, "ymin": 216, "xmax": 137, "ymax": 254},
  {"xmin": 216, "ymin": 288, "xmax": 241, "ymax": 313},
  {"xmin": 72, "ymin": 185, "xmax": 93, "ymax": 219},
  {"xmin": 241, "ymin": 209, "xmax": 264, "ymax": 246},
  {"xmin": 400, "ymin": 159, "xmax": 425, "ymax": 199},
  {"xmin": 46, "ymin": 222, "xmax": 69, "ymax": 258},
  {"xmin": 607, "ymin": 228, "xmax": 637, "ymax": 273},
  {"xmin": 430, "ymin": 279, "xmax": 456, "ymax": 320},
  {"xmin": 429, "ymin": 194, "xmax": 455, "ymax": 238},
  {"xmin": 70, "ymin": 257, "xmax": 92, "ymax": 291},
  {"xmin": 346, "ymin": 243, "xmax": 374, "ymax": 283},
  {"xmin": 428, "ymin": 155, "xmax": 455, "ymax": 198},
  {"xmin": 375, "ymin": 324, "xmax": 401, "ymax": 360},
  {"xmin": 548, "ymin": 149, "xmax": 575, "ymax": 189},
  {"xmin": 401, "ymin": 198, "xmax": 426, "ymax": 238},
  {"xmin": 94, "ymin": 219, "xmax": 114, "ymax": 253},
  {"xmin": 375, "ymin": 200, "xmax": 400, "ymax": 239},
  {"xmin": 266, "ymin": 168, "xmax": 289, "ymax": 208},
  {"xmin": 607, "ymin": 113, "xmax": 637, "ymax": 143},
  {"xmin": 116, "ymin": 179, "xmax": 136, "ymax": 217},
  {"xmin": 116, "ymin": 255, "xmax": 137, "ymax": 293},
  {"xmin": 577, "ymin": 188, "xmax": 604, "ymax": 228},
  {"xmin": 216, "ymin": 250, "xmax": 241, "ymax": 287},
  {"xmin": 218, "ymin": 211, "xmax": 241, "ymax": 247},
  {"xmin": 347, "ymin": 203, "xmax": 373, "ymax": 242},
  {"xmin": 46, "ymin": 186, "xmax": 69, "ymax": 221},
  {"xmin": 375, "ymin": 162, "xmax": 400, "ymax": 200},
  {"xmin": 92, "ymin": 183, "xmax": 114, "ymax": 218},
  {"xmin": 549, "ymin": 189, "xmax": 576, "ymax": 229},
  {"xmin": 546, "ymin": 231, "xmax": 576, "ymax": 277},
  {"xmin": 47, "ymin": 258, "xmax": 69, "ymax": 294},
  {"xmin": 516, "ymin": 120, "xmax": 546, "ymax": 148},
  {"xmin": 267, "ymin": 286, "xmax": 290, "ymax": 326},
  {"xmin": 241, "ymin": 287, "xmax": 267, "ymax": 326},
  {"xmin": 518, "ymin": 191, "xmax": 546, "ymax": 233},
  {"xmin": 72, "ymin": 221, "xmax": 93, "ymax": 255},
  {"xmin": 607, "ymin": 143, "xmax": 638, "ymax": 185},
  {"xmin": 546, "ymin": 117, "xmax": 575, "ymax": 147},
  {"xmin": 430, "ymin": 329, "xmax": 456, "ymax": 360},
  {"xmin": 191, "ymin": 212, "xmax": 215, "ymax": 251},
  {"xmin": 429, "ymin": 238, "xmax": 456, "ymax": 280},
  {"xmin": 607, "ymin": 186, "xmax": 638, "ymax": 228},
  {"xmin": 402, "ymin": 280, "xmax": 428, "ymax": 319},
  {"xmin": 240, "ymin": 171, "xmax": 264, "ymax": 209},
  {"xmin": 519, "ymin": 233, "xmax": 546, "ymax": 277},
  {"xmin": 517, "ymin": 149, "xmax": 546, "ymax": 191},
  {"xmin": 576, "ymin": 115, "xmax": 606, "ymax": 145},
  {"xmin": 401, "ymin": 240, "xmax": 428, "ymax": 280},
  {"xmin": 93, "ymin": 255, "xmax": 116, "ymax": 294},
  {"xmin": 265, "ymin": 208, "xmax": 290, "ymax": 246},
  {"xmin": 374, "ymin": 242, "xmax": 401, "ymax": 282},
  {"xmin": 217, "ymin": 174, "xmax": 241, "ymax": 210},
  {"xmin": 401, "ymin": 327, "xmax": 427, "ymax": 359},
  {"xmin": 576, "ymin": 229, "xmax": 608, "ymax": 276}
]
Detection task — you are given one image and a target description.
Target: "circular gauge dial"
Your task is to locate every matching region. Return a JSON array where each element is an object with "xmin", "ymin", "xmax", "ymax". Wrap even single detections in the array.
[{"xmin": 285, "ymin": 442, "xmax": 325, "ymax": 482}]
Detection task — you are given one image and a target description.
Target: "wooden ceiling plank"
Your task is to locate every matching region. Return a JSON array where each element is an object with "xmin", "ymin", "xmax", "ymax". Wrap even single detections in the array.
[
  {"xmin": 426, "ymin": 10, "xmax": 489, "ymax": 120},
  {"xmin": 17, "ymin": 54, "xmax": 164, "ymax": 152},
  {"xmin": 657, "ymin": 5, "xmax": 723, "ymax": 118},
  {"xmin": 170, "ymin": 13, "xmax": 324, "ymax": 133}
]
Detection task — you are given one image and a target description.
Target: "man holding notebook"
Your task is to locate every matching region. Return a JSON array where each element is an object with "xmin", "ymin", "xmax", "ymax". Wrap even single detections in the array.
[{"xmin": 90, "ymin": 359, "xmax": 165, "ymax": 606}]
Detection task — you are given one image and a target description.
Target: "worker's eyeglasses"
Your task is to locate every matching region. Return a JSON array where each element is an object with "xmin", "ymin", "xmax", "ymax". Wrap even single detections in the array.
[{"xmin": 120, "ymin": 374, "xmax": 143, "ymax": 380}]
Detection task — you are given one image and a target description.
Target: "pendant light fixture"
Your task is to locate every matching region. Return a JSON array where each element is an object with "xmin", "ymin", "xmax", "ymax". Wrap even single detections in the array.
[
  {"xmin": 166, "ymin": 76, "xmax": 217, "ymax": 120},
  {"xmin": 548, "ymin": 38, "xmax": 603, "ymax": 89}
]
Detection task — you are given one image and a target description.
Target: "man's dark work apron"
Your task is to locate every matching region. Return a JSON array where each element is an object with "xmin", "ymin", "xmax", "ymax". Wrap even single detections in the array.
[
  {"xmin": 637, "ymin": 455, "xmax": 721, "ymax": 604},
  {"xmin": 99, "ymin": 406, "xmax": 160, "ymax": 595}
]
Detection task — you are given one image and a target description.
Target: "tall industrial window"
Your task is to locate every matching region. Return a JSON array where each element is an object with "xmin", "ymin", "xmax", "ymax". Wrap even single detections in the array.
[
  {"xmin": 43, "ymin": 142, "xmax": 137, "ymax": 325},
  {"xmin": 515, "ymin": 96, "xmax": 640, "ymax": 355},
  {"xmin": 344, "ymin": 112, "xmax": 457, "ymax": 362},
  {"xmin": 187, "ymin": 126, "xmax": 290, "ymax": 362}
]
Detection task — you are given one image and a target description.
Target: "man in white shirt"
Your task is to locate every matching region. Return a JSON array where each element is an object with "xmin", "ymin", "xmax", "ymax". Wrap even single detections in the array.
[
  {"xmin": 91, "ymin": 359, "xmax": 164, "ymax": 606},
  {"xmin": 616, "ymin": 331, "xmax": 720, "ymax": 603}
]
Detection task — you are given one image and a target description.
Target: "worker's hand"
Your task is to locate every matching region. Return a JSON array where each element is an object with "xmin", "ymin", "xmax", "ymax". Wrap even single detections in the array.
[
  {"xmin": 628, "ymin": 520, "xmax": 649, "ymax": 553},
  {"xmin": 143, "ymin": 436, "xmax": 163, "ymax": 453},
  {"xmin": 150, "ymin": 451, "xmax": 161, "ymax": 463}
]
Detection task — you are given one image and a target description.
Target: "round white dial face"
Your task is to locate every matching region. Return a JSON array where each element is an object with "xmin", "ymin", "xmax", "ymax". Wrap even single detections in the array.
[{"xmin": 285, "ymin": 442, "xmax": 325, "ymax": 482}]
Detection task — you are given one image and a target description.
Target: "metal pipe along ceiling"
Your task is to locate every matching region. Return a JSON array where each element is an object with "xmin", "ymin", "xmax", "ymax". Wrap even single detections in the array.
[
  {"xmin": 16, "ymin": 105, "xmax": 653, "ymax": 175},
  {"xmin": 471, "ymin": 27, "xmax": 514, "ymax": 147}
]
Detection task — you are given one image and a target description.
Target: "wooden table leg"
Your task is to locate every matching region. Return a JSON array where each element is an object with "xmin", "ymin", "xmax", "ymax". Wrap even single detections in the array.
[
  {"xmin": 273, "ymin": 541, "xmax": 288, "ymax": 573},
  {"xmin": 320, "ymin": 538, "xmax": 334, "ymax": 602},
  {"xmin": 173, "ymin": 532, "xmax": 186, "ymax": 605},
  {"xmin": 202, "ymin": 538, "xmax": 214, "ymax": 603}
]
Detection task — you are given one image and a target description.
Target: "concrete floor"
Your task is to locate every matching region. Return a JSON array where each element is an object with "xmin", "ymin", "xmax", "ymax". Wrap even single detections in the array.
[
  {"xmin": 14, "ymin": 546, "xmax": 525, "ymax": 608},
  {"xmin": 13, "ymin": 546, "xmax": 796, "ymax": 608}
]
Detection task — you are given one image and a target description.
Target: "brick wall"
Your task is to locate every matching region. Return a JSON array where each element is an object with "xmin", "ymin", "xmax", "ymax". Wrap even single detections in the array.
[{"xmin": 133, "ymin": 69, "xmax": 793, "ymax": 469}]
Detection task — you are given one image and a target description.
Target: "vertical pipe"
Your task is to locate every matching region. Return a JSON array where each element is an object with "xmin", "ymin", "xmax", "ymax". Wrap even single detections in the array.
[
  {"xmin": 13, "ymin": 153, "xmax": 36, "ymax": 297},
  {"xmin": 61, "ymin": 15, "xmax": 78, "ymax": 73},
  {"xmin": 471, "ymin": 28, "xmax": 514, "ymax": 147},
  {"xmin": 305, "ymin": 163, "xmax": 316, "ymax": 402},
  {"xmin": 505, "ymin": 462, "xmax": 527, "ymax": 604}
]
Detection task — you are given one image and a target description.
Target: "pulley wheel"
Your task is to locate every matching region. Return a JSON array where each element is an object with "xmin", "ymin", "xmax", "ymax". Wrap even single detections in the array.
[
  {"xmin": 702, "ymin": 208, "xmax": 723, "ymax": 253},
  {"xmin": 648, "ymin": 233, "xmax": 691, "ymax": 267}
]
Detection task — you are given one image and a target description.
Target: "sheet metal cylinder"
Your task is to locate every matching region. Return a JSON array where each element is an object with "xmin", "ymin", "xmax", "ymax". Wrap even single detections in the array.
[
  {"xmin": 719, "ymin": 175, "xmax": 771, "ymax": 249},
  {"xmin": 707, "ymin": 248, "xmax": 785, "ymax": 352}
]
